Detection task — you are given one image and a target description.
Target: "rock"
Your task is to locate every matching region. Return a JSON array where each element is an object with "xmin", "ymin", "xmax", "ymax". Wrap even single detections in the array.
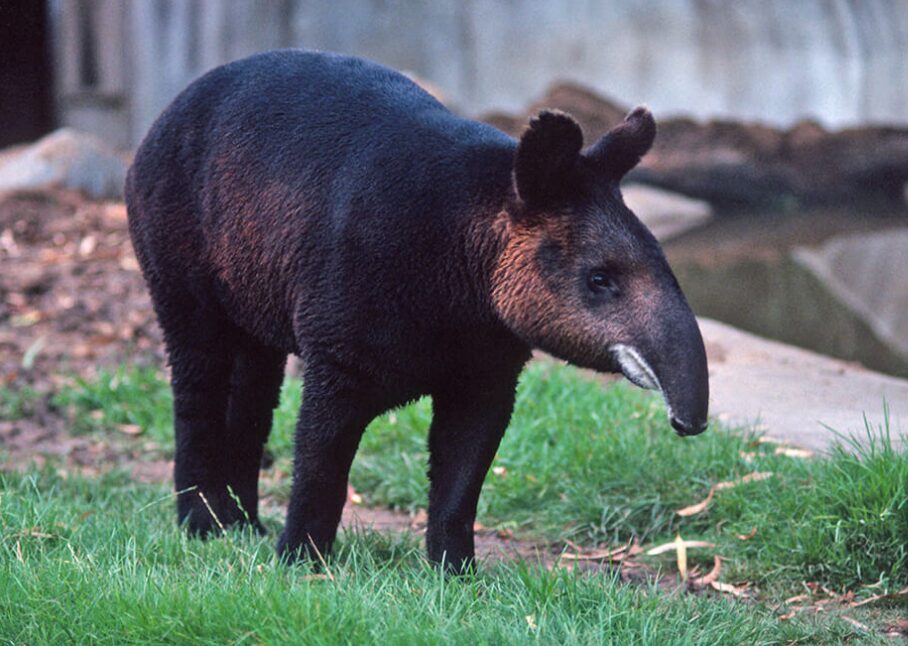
[
  {"xmin": 621, "ymin": 184, "xmax": 712, "ymax": 241},
  {"xmin": 638, "ymin": 119, "xmax": 908, "ymax": 207},
  {"xmin": 697, "ymin": 318, "xmax": 907, "ymax": 452},
  {"xmin": 793, "ymin": 229, "xmax": 908, "ymax": 363},
  {"xmin": 0, "ymin": 129, "xmax": 127, "ymax": 200},
  {"xmin": 479, "ymin": 81, "xmax": 627, "ymax": 139}
]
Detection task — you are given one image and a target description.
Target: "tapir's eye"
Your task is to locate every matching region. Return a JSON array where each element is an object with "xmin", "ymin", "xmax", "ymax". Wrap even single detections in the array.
[{"xmin": 588, "ymin": 269, "xmax": 621, "ymax": 297}]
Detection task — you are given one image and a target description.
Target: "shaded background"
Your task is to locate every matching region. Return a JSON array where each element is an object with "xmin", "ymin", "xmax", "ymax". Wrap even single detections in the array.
[{"xmin": 3, "ymin": 0, "xmax": 908, "ymax": 149}]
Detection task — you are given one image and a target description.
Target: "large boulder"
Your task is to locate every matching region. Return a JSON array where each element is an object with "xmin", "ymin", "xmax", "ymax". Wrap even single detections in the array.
[
  {"xmin": 480, "ymin": 81, "xmax": 628, "ymax": 141},
  {"xmin": 0, "ymin": 129, "xmax": 127, "ymax": 200}
]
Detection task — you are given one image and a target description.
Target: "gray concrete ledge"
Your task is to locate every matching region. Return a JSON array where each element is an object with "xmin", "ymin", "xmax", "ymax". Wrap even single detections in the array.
[{"xmin": 699, "ymin": 318, "xmax": 907, "ymax": 451}]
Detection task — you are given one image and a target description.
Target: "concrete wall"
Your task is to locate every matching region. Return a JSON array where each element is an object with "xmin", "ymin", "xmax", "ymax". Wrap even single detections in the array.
[{"xmin": 52, "ymin": 0, "xmax": 908, "ymax": 149}]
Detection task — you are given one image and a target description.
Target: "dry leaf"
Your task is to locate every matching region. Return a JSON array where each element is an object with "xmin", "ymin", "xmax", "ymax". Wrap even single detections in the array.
[
  {"xmin": 346, "ymin": 484, "xmax": 362, "ymax": 505},
  {"xmin": 646, "ymin": 540, "xmax": 715, "ymax": 556},
  {"xmin": 78, "ymin": 235, "xmax": 97, "ymax": 256},
  {"xmin": 562, "ymin": 540, "xmax": 642, "ymax": 562},
  {"xmin": 784, "ymin": 594, "xmax": 811, "ymax": 604},
  {"xmin": 675, "ymin": 534, "xmax": 688, "ymax": 580},
  {"xmin": 492, "ymin": 466, "xmax": 507, "ymax": 477},
  {"xmin": 525, "ymin": 615, "xmax": 537, "ymax": 631},
  {"xmin": 11, "ymin": 311, "xmax": 41, "ymax": 327},
  {"xmin": 715, "ymin": 472, "xmax": 774, "ymax": 490},
  {"xmin": 710, "ymin": 580, "xmax": 748, "ymax": 597},
  {"xmin": 561, "ymin": 541, "xmax": 643, "ymax": 561},
  {"xmin": 840, "ymin": 616, "xmax": 870, "ymax": 632},
  {"xmin": 736, "ymin": 527, "xmax": 757, "ymax": 541},
  {"xmin": 117, "ymin": 424, "xmax": 143, "ymax": 436},
  {"xmin": 692, "ymin": 556, "xmax": 722, "ymax": 586},
  {"xmin": 676, "ymin": 487, "xmax": 715, "ymax": 517},
  {"xmin": 410, "ymin": 509, "xmax": 428, "ymax": 528},
  {"xmin": 562, "ymin": 545, "xmax": 624, "ymax": 561},
  {"xmin": 119, "ymin": 254, "xmax": 140, "ymax": 272},
  {"xmin": 849, "ymin": 585, "xmax": 908, "ymax": 608},
  {"xmin": 676, "ymin": 472, "xmax": 773, "ymax": 517}
]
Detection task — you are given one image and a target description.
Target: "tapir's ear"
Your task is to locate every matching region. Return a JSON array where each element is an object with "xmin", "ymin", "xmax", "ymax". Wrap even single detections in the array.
[
  {"xmin": 513, "ymin": 110, "xmax": 584, "ymax": 207},
  {"xmin": 586, "ymin": 106, "xmax": 656, "ymax": 180}
]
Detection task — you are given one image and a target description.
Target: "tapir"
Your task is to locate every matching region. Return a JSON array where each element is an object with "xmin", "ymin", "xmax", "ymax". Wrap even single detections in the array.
[{"xmin": 126, "ymin": 49, "xmax": 709, "ymax": 572}]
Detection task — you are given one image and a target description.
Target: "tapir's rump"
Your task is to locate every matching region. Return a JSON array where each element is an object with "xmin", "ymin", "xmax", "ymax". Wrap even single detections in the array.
[{"xmin": 126, "ymin": 49, "xmax": 708, "ymax": 571}]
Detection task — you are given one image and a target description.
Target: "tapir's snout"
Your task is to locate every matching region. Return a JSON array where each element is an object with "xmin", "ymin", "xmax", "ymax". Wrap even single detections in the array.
[
  {"xmin": 610, "ymin": 296, "xmax": 710, "ymax": 437},
  {"xmin": 670, "ymin": 415, "xmax": 708, "ymax": 437}
]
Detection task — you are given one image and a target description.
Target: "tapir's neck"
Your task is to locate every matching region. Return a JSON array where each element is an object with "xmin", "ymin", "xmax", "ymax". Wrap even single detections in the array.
[
  {"xmin": 426, "ymin": 134, "xmax": 517, "ymax": 330},
  {"xmin": 459, "ymin": 208, "xmax": 510, "ymax": 310}
]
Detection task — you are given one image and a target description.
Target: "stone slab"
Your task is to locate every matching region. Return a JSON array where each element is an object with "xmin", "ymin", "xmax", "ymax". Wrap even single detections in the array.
[
  {"xmin": 622, "ymin": 184, "xmax": 712, "ymax": 241},
  {"xmin": 699, "ymin": 318, "xmax": 907, "ymax": 451}
]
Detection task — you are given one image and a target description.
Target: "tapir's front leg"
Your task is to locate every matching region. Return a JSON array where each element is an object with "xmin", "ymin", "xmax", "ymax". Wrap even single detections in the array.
[
  {"xmin": 277, "ymin": 364, "xmax": 381, "ymax": 562},
  {"xmin": 426, "ymin": 367, "xmax": 522, "ymax": 573}
]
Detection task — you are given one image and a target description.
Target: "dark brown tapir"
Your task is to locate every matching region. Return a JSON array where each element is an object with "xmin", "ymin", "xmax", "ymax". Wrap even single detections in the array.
[{"xmin": 126, "ymin": 49, "xmax": 709, "ymax": 572}]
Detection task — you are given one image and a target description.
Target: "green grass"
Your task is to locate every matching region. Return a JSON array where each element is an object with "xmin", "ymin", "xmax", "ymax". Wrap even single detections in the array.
[
  {"xmin": 52, "ymin": 365, "xmax": 173, "ymax": 439},
  {"xmin": 0, "ymin": 468, "xmax": 864, "ymax": 645},
  {"xmin": 50, "ymin": 361, "xmax": 908, "ymax": 597},
  {"xmin": 0, "ymin": 381, "xmax": 40, "ymax": 420}
]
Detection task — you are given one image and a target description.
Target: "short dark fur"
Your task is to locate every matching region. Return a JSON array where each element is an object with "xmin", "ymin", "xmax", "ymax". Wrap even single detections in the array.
[{"xmin": 126, "ymin": 50, "xmax": 708, "ymax": 572}]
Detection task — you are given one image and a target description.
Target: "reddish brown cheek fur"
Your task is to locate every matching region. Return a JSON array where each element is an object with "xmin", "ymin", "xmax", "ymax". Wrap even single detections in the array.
[{"xmin": 491, "ymin": 218, "xmax": 614, "ymax": 362}]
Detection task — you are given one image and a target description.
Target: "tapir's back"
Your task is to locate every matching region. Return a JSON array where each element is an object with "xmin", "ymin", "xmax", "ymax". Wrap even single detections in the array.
[
  {"xmin": 126, "ymin": 49, "xmax": 515, "ymax": 356},
  {"xmin": 130, "ymin": 49, "xmax": 467, "ymax": 218}
]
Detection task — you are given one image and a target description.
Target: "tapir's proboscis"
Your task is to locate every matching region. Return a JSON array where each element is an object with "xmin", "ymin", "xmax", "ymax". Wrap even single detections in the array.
[{"xmin": 126, "ymin": 50, "xmax": 709, "ymax": 573}]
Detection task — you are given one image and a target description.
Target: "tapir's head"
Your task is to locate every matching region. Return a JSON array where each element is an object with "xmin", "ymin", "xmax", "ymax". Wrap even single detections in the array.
[{"xmin": 492, "ymin": 108, "xmax": 709, "ymax": 436}]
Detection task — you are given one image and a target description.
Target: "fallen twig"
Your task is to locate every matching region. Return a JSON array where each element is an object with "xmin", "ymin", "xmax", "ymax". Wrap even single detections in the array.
[
  {"xmin": 676, "ymin": 472, "xmax": 774, "ymax": 517},
  {"xmin": 646, "ymin": 540, "xmax": 715, "ymax": 555}
]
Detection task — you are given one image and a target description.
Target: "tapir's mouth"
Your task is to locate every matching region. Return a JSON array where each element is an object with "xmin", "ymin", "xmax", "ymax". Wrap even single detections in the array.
[
  {"xmin": 609, "ymin": 343, "xmax": 708, "ymax": 436},
  {"xmin": 610, "ymin": 344, "xmax": 660, "ymax": 391}
]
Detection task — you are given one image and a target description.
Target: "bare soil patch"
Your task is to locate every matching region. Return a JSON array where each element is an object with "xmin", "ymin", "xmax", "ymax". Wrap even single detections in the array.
[{"xmin": 0, "ymin": 189, "xmax": 164, "ymax": 469}]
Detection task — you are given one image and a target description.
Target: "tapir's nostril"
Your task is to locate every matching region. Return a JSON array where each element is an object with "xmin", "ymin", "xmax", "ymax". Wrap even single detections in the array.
[{"xmin": 670, "ymin": 416, "xmax": 708, "ymax": 436}]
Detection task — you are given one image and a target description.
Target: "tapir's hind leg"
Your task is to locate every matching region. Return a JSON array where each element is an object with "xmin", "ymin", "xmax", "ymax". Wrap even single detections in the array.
[
  {"xmin": 159, "ymin": 293, "xmax": 286, "ymax": 536},
  {"xmin": 223, "ymin": 341, "xmax": 286, "ymax": 531},
  {"xmin": 155, "ymin": 291, "xmax": 240, "ymax": 536}
]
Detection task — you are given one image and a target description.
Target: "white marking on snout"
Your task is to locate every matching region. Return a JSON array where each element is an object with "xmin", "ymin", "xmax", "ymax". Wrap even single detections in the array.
[
  {"xmin": 611, "ymin": 345, "xmax": 689, "ymax": 428},
  {"xmin": 611, "ymin": 344, "xmax": 661, "ymax": 392}
]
